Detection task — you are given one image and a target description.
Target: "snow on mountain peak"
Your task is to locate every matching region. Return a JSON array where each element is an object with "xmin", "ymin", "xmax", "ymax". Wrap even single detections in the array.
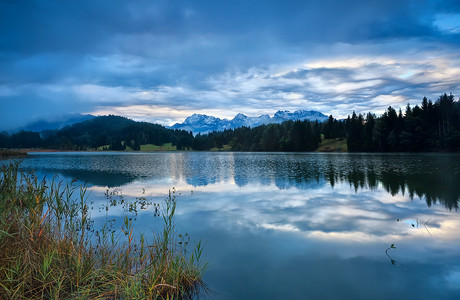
[
  {"xmin": 185, "ymin": 114, "xmax": 214, "ymax": 124},
  {"xmin": 233, "ymin": 113, "xmax": 248, "ymax": 120},
  {"xmin": 171, "ymin": 110, "xmax": 328, "ymax": 134}
]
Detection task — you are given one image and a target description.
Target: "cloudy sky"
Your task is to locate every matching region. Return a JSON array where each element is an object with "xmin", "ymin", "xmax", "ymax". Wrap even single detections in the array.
[{"xmin": 1, "ymin": 0, "xmax": 460, "ymax": 131}]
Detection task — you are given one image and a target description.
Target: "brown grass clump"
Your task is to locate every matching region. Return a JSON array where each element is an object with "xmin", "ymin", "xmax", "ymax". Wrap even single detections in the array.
[{"xmin": 0, "ymin": 149, "xmax": 28, "ymax": 159}]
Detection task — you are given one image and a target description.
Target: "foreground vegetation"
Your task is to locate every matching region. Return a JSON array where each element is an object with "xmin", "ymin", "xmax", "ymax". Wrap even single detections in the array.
[{"xmin": 0, "ymin": 162, "xmax": 206, "ymax": 299}]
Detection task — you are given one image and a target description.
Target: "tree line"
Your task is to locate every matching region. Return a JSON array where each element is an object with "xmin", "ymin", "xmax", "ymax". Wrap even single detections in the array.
[
  {"xmin": 192, "ymin": 120, "xmax": 321, "ymax": 151},
  {"xmin": 0, "ymin": 115, "xmax": 194, "ymax": 151},
  {"xmin": 0, "ymin": 115, "xmax": 322, "ymax": 152},
  {"xmin": 1, "ymin": 93, "xmax": 459, "ymax": 152},
  {"xmin": 337, "ymin": 93, "xmax": 460, "ymax": 152}
]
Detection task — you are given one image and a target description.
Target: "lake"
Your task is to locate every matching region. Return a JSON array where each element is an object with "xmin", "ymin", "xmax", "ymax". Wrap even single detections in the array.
[{"xmin": 10, "ymin": 152, "xmax": 460, "ymax": 299}]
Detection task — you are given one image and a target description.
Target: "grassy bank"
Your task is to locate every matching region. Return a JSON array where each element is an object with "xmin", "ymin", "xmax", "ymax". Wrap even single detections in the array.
[
  {"xmin": 0, "ymin": 149, "xmax": 28, "ymax": 159},
  {"xmin": 140, "ymin": 143, "xmax": 177, "ymax": 151},
  {"xmin": 316, "ymin": 138, "xmax": 348, "ymax": 152},
  {"xmin": 210, "ymin": 144, "xmax": 232, "ymax": 151},
  {"xmin": 0, "ymin": 162, "xmax": 206, "ymax": 299},
  {"xmin": 95, "ymin": 143, "xmax": 178, "ymax": 151}
]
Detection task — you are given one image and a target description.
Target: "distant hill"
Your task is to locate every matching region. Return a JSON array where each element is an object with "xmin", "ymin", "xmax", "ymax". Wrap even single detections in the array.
[
  {"xmin": 171, "ymin": 110, "xmax": 328, "ymax": 134},
  {"xmin": 43, "ymin": 115, "xmax": 194, "ymax": 150},
  {"xmin": 18, "ymin": 113, "xmax": 96, "ymax": 132}
]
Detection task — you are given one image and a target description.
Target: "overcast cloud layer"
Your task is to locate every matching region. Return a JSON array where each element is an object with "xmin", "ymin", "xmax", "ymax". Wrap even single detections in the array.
[{"xmin": 1, "ymin": 0, "xmax": 460, "ymax": 130}]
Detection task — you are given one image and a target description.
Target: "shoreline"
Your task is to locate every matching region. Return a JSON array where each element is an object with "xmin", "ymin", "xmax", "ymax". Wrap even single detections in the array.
[
  {"xmin": 4, "ymin": 147, "xmax": 460, "ymax": 155},
  {"xmin": 0, "ymin": 149, "xmax": 28, "ymax": 158}
]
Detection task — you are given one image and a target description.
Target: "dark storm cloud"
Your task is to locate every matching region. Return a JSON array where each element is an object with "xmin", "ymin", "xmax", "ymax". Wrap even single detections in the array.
[{"xmin": 1, "ymin": 0, "xmax": 460, "ymax": 130}]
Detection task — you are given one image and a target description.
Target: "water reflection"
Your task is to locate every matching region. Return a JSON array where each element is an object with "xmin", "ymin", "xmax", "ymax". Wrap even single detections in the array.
[
  {"xmin": 171, "ymin": 181, "xmax": 460, "ymax": 299},
  {"xmin": 21, "ymin": 152, "xmax": 460, "ymax": 210},
  {"xmin": 41, "ymin": 168, "xmax": 137, "ymax": 187},
  {"xmin": 9, "ymin": 152, "xmax": 460, "ymax": 299}
]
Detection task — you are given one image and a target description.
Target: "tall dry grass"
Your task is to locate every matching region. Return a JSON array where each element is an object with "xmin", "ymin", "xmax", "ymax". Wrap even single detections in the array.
[{"xmin": 0, "ymin": 162, "xmax": 207, "ymax": 299}]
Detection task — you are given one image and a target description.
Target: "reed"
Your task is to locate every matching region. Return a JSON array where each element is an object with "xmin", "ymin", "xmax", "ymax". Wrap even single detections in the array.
[{"xmin": 0, "ymin": 161, "xmax": 207, "ymax": 299}]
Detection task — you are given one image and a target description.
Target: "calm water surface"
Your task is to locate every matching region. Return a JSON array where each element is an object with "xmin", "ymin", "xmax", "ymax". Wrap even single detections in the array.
[{"xmin": 12, "ymin": 152, "xmax": 460, "ymax": 299}]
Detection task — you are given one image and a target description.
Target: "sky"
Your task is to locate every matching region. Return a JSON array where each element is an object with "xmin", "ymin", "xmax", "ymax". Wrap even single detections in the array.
[{"xmin": 1, "ymin": 0, "xmax": 460, "ymax": 131}]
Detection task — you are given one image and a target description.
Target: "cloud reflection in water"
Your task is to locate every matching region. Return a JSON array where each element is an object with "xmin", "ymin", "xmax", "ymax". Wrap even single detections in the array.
[{"xmin": 16, "ymin": 152, "xmax": 460, "ymax": 299}]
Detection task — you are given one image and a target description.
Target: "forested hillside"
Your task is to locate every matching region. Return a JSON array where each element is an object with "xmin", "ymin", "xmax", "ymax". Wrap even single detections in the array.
[
  {"xmin": 0, "ymin": 116, "xmax": 194, "ymax": 151},
  {"xmin": 1, "ymin": 93, "xmax": 459, "ymax": 152},
  {"xmin": 336, "ymin": 93, "xmax": 460, "ymax": 152},
  {"xmin": 196, "ymin": 93, "xmax": 460, "ymax": 152},
  {"xmin": 192, "ymin": 120, "xmax": 321, "ymax": 151}
]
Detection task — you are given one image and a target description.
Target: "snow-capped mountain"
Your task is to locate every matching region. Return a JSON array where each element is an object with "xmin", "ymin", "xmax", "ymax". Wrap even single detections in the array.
[
  {"xmin": 229, "ymin": 113, "xmax": 272, "ymax": 128},
  {"xmin": 170, "ymin": 114, "xmax": 229, "ymax": 134},
  {"xmin": 171, "ymin": 110, "xmax": 328, "ymax": 134},
  {"xmin": 272, "ymin": 110, "xmax": 328, "ymax": 123}
]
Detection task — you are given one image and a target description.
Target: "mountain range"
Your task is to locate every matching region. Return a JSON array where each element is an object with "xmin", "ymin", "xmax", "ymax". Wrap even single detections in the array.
[
  {"xmin": 171, "ymin": 110, "xmax": 328, "ymax": 134},
  {"xmin": 11, "ymin": 110, "xmax": 328, "ymax": 136}
]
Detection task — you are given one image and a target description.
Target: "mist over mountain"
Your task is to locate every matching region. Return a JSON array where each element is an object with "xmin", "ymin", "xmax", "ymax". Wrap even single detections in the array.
[
  {"xmin": 16, "ymin": 114, "xmax": 95, "ymax": 133},
  {"xmin": 171, "ymin": 110, "xmax": 328, "ymax": 134}
]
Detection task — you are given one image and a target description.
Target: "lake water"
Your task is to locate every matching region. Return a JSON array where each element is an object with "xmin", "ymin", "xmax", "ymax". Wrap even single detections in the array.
[{"xmin": 10, "ymin": 152, "xmax": 460, "ymax": 299}]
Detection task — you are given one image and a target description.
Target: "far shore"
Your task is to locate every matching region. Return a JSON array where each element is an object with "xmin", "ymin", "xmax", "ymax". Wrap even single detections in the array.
[{"xmin": 0, "ymin": 149, "xmax": 28, "ymax": 158}]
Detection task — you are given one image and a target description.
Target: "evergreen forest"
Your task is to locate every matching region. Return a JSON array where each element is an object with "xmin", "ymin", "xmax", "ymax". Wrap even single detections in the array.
[{"xmin": 1, "ymin": 93, "xmax": 459, "ymax": 152}]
